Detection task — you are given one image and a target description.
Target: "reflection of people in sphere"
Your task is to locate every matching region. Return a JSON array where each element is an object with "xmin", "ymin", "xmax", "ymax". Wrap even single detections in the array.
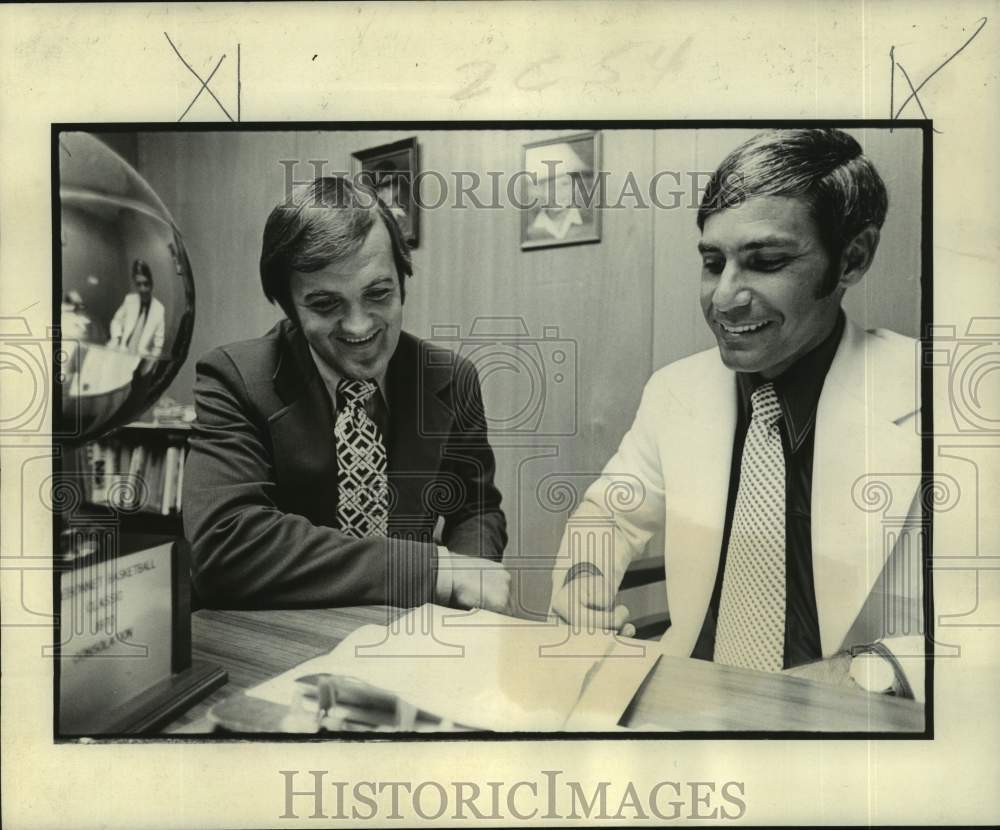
[
  {"xmin": 526, "ymin": 142, "xmax": 594, "ymax": 243},
  {"xmin": 59, "ymin": 291, "xmax": 99, "ymax": 392},
  {"xmin": 109, "ymin": 258, "xmax": 165, "ymax": 358},
  {"xmin": 62, "ymin": 290, "xmax": 101, "ymax": 343}
]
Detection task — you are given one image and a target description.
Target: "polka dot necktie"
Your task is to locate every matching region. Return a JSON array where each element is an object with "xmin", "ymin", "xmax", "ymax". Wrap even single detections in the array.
[
  {"xmin": 334, "ymin": 378, "xmax": 388, "ymax": 539},
  {"xmin": 714, "ymin": 382, "xmax": 786, "ymax": 672}
]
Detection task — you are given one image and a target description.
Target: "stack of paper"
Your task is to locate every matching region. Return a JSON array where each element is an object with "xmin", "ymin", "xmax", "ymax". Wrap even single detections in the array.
[{"xmin": 248, "ymin": 604, "xmax": 659, "ymax": 732}]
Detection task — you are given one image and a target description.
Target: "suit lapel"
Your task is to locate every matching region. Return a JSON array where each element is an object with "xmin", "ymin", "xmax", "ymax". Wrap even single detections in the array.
[
  {"xmin": 267, "ymin": 322, "xmax": 339, "ymax": 522},
  {"xmin": 383, "ymin": 333, "xmax": 450, "ymax": 532},
  {"xmin": 660, "ymin": 352, "xmax": 738, "ymax": 656},
  {"xmin": 811, "ymin": 320, "xmax": 920, "ymax": 654}
]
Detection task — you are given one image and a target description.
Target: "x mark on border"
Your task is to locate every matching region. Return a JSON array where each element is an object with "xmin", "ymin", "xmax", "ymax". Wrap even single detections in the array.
[{"xmin": 164, "ymin": 32, "xmax": 235, "ymax": 122}]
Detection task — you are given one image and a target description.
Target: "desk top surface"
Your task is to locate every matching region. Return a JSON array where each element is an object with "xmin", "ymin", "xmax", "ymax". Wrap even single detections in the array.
[{"xmin": 166, "ymin": 606, "xmax": 924, "ymax": 734}]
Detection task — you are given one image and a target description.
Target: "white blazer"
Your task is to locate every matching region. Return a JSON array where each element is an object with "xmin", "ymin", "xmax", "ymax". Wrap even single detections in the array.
[
  {"xmin": 108, "ymin": 294, "xmax": 166, "ymax": 358},
  {"xmin": 550, "ymin": 318, "xmax": 924, "ymax": 666}
]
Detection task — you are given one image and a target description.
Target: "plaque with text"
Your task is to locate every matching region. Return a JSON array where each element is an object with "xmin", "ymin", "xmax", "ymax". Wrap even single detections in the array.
[{"xmin": 57, "ymin": 538, "xmax": 226, "ymax": 736}]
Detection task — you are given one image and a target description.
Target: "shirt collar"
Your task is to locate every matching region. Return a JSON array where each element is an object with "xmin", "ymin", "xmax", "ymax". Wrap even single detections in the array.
[
  {"xmin": 737, "ymin": 309, "xmax": 845, "ymax": 451},
  {"xmin": 532, "ymin": 207, "xmax": 583, "ymax": 240},
  {"xmin": 308, "ymin": 344, "xmax": 388, "ymax": 412}
]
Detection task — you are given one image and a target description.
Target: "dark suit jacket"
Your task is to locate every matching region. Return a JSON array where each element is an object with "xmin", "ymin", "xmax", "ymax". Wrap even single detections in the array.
[{"xmin": 183, "ymin": 319, "xmax": 507, "ymax": 609}]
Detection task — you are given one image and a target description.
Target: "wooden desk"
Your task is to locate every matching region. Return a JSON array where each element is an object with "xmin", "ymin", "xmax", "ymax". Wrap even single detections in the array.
[
  {"xmin": 167, "ymin": 607, "xmax": 398, "ymax": 731},
  {"xmin": 622, "ymin": 654, "xmax": 923, "ymax": 732},
  {"xmin": 166, "ymin": 607, "xmax": 924, "ymax": 734}
]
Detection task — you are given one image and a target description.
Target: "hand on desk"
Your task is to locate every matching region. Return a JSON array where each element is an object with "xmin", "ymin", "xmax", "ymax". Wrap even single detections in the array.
[
  {"xmin": 550, "ymin": 572, "xmax": 637, "ymax": 637},
  {"xmin": 782, "ymin": 652, "xmax": 860, "ymax": 690},
  {"xmin": 446, "ymin": 552, "xmax": 511, "ymax": 614}
]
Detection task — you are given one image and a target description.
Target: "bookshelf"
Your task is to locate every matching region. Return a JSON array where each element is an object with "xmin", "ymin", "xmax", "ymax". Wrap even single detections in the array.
[
  {"xmin": 57, "ymin": 417, "xmax": 228, "ymax": 734},
  {"xmin": 68, "ymin": 420, "xmax": 193, "ymax": 552}
]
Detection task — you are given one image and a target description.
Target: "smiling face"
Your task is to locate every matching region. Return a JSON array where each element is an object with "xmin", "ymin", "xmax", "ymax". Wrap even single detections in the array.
[
  {"xmin": 289, "ymin": 219, "xmax": 403, "ymax": 380},
  {"xmin": 698, "ymin": 195, "xmax": 845, "ymax": 379}
]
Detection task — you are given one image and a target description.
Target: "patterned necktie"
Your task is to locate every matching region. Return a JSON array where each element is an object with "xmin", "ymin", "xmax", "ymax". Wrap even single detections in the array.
[
  {"xmin": 334, "ymin": 378, "xmax": 388, "ymax": 538},
  {"xmin": 714, "ymin": 382, "xmax": 786, "ymax": 672}
]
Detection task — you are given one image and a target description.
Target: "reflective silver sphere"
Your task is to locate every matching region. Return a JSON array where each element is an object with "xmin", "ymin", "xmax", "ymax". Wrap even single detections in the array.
[{"xmin": 58, "ymin": 132, "xmax": 195, "ymax": 444}]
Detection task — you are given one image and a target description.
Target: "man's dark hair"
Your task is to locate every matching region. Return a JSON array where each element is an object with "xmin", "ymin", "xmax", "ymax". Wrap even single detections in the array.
[
  {"xmin": 132, "ymin": 258, "xmax": 152, "ymax": 282},
  {"xmin": 697, "ymin": 128, "xmax": 889, "ymax": 290},
  {"xmin": 260, "ymin": 176, "xmax": 412, "ymax": 317}
]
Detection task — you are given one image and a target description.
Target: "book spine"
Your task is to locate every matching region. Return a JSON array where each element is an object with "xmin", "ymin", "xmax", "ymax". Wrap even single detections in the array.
[
  {"xmin": 161, "ymin": 446, "xmax": 179, "ymax": 515},
  {"xmin": 174, "ymin": 446, "xmax": 185, "ymax": 512},
  {"xmin": 113, "ymin": 444, "xmax": 132, "ymax": 510},
  {"xmin": 145, "ymin": 449, "xmax": 164, "ymax": 513},
  {"xmin": 127, "ymin": 445, "xmax": 146, "ymax": 510}
]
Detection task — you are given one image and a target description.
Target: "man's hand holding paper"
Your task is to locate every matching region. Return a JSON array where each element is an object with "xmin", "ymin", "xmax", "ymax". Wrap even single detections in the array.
[{"xmin": 550, "ymin": 567, "xmax": 636, "ymax": 637}]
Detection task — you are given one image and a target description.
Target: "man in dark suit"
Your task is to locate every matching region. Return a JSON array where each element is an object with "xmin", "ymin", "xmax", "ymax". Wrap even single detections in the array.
[{"xmin": 183, "ymin": 177, "xmax": 508, "ymax": 610}]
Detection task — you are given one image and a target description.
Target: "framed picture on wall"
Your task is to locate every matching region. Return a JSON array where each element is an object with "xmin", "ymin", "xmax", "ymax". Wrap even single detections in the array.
[
  {"xmin": 351, "ymin": 137, "xmax": 420, "ymax": 248},
  {"xmin": 521, "ymin": 131, "xmax": 602, "ymax": 250}
]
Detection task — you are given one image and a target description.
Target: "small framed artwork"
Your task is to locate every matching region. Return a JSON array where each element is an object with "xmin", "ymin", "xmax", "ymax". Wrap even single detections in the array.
[
  {"xmin": 521, "ymin": 131, "xmax": 602, "ymax": 251},
  {"xmin": 351, "ymin": 138, "xmax": 420, "ymax": 248}
]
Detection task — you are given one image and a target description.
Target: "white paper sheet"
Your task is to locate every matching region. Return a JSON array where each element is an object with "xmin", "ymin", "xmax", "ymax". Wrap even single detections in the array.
[{"xmin": 248, "ymin": 604, "xmax": 658, "ymax": 731}]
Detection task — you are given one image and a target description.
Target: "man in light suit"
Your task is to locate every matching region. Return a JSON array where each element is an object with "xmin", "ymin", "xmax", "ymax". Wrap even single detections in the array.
[
  {"xmin": 184, "ymin": 177, "xmax": 509, "ymax": 611},
  {"xmin": 550, "ymin": 129, "xmax": 924, "ymax": 700},
  {"xmin": 108, "ymin": 258, "xmax": 166, "ymax": 358}
]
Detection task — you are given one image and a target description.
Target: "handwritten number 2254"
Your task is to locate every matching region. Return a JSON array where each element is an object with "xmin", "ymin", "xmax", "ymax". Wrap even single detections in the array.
[{"xmin": 452, "ymin": 42, "xmax": 679, "ymax": 100}]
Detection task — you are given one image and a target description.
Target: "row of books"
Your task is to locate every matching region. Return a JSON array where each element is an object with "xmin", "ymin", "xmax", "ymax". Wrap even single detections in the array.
[{"xmin": 83, "ymin": 440, "xmax": 188, "ymax": 515}]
